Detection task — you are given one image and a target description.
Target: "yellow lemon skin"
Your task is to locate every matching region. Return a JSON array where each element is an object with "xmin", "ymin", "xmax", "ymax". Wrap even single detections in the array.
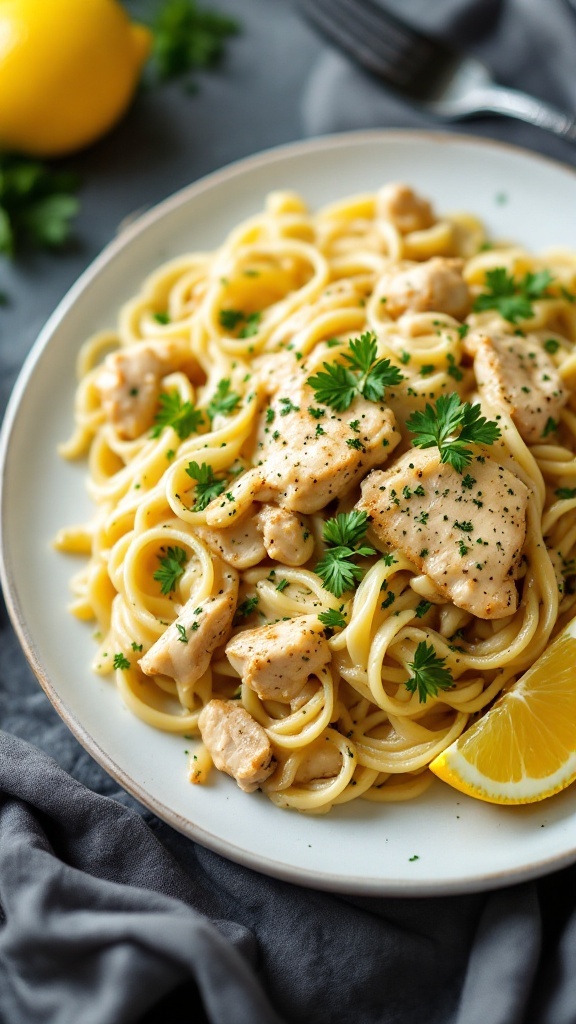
[{"xmin": 0, "ymin": 0, "xmax": 152, "ymax": 157}]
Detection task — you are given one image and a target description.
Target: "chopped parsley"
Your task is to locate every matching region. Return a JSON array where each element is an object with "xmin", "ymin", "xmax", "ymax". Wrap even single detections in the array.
[
  {"xmin": 555, "ymin": 487, "xmax": 576, "ymax": 500},
  {"xmin": 318, "ymin": 607, "xmax": 347, "ymax": 630},
  {"xmin": 473, "ymin": 267, "xmax": 554, "ymax": 324},
  {"xmin": 306, "ymin": 331, "xmax": 404, "ymax": 412},
  {"xmin": 153, "ymin": 546, "xmax": 188, "ymax": 595},
  {"xmin": 233, "ymin": 595, "xmax": 259, "ymax": 624},
  {"xmin": 207, "ymin": 378, "xmax": 241, "ymax": 421},
  {"xmin": 406, "ymin": 393, "xmax": 501, "ymax": 473},
  {"xmin": 176, "ymin": 623, "xmax": 189, "ymax": 644},
  {"xmin": 315, "ymin": 510, "xmax": 375, "ymax": 598},
  {"xmin": 113, "ymin": 653, "xmax": 131, "ymax": 671},
  {"xmin": 405, "ymin": 642, "xmax": 454, "ymax": 703},
  {"xmin": 185, "ymin": 461, "xmax": 226, "ymax": 510},
  {"xmin": 219, "ymin": 308, "xmax": 261, "ymax": 337},
  {"xmin": 151, "ymin": 391, "xmax": 204, "ymax": 440}
]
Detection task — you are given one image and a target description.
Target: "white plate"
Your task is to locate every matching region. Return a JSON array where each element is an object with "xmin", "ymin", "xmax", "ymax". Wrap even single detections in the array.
[{"xmin": 2, "ymin": 130, "xmax": 576, "ymax": 896}]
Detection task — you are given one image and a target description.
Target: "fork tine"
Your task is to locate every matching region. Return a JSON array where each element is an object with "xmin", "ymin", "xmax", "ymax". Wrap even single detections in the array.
[{"xmin": 297, "ymin": 0, "xmax": 456, "ymax": 95}]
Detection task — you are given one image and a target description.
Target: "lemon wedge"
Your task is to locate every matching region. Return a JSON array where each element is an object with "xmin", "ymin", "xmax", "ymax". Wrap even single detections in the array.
[{"xmin": 430, "ymin": 617, "xmax": 576, "ymax": 804}]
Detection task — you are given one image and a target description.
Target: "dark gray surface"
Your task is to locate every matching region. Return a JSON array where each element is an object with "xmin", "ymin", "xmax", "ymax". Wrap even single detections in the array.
[{"xmin": 1, "ymin": 1, "xmax": 576, "ymax": 1021}]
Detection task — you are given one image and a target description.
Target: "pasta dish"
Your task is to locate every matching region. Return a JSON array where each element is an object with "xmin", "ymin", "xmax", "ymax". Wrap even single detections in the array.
[{"xmin": 56, "ymin": 182, "xmax": 576, "ymax": 814}]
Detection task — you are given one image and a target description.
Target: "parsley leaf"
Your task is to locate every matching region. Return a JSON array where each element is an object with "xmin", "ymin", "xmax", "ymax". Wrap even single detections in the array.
[
  {"xmin": 306, "ymin": 331, "xmax": 404, "ymax": 412},
  {"xmin": 315, "ymin": 510, "xmax": 375, "ymax": 597},
  {"xmin": 318, "ymin": 608, "xmax": 347, "ymax": 630},
  {"xmin": 207, "ymin": 378, "xmax": 241, "ymax": 421},
  {"xmin": 405, "ymin": 642, "xmax": 454, "ymax": 703},
  {"xmin": 151, "ymin": 392, "xmax": 204, "ymax": 440},
  {"xmin": 406, "ymin": 393, "xmax": 501, "ymax": 473},
  {"xmin": 185, "ymin": 461, "xmax": 226, "ymax": 510},
  {"xmin": 555, "ymin": 487, "xmax": 576, "ymax": 500},
  {"xmin": 153, "ymin": 546, "xmax": 188, "ymax": 595},
  {"xmin": 151, "ymin": 0, "xmax": 239, "ymax": 82},
  {"xmin": 0, "ymin": 154, "xmax": 80, "ymax": 257},
  {"xmin": 233, "ymin": 595, "xmax": 259, "ymax": 624},
  {"xmin": 113, "ymin": 653, "xmax": 131, "ymax": 671},
  {"xmin": 473, "ymin": 267, "xmax": 554, "ymax": 324}
]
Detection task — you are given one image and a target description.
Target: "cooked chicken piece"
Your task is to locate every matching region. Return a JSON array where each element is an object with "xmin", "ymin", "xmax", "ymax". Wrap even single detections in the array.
[
  {"xmin": 198, "ymin": 699, "xmax": 275, "ymax": 792},
  {"xmin": 255, "ymin": 505, "xmax": 314, "ymax": 565},
  {"xmin": 96, "ymin": 339, "xmax": 188, "ymax": 438},
  {"xmin": 226, "ymin": 614, "xmax": 331, "ymax": 702},
  {"xmin": 379, "ymin": 257, "xmax": 470, "ymax": 319},
  {"xmin": 206, "ymin": 366, "xmax": 401, "ymax": 522},
  {"xmin": 358, "ymin": 449, "xmax": 528, "ymax": 620},
  {"xmin": 465, "ymin": 330, "xmax": 567, "ymax": 445},
  {"xmin": 139, "ymin": 567, "xmax": 238, "ymax": 689},
  {"xmin": 294, "ymin": 739, "xmax": 342, "ymax": 783},
  {"xmin": 377, "ymin": 182, "xmax": 435, "ymax": 235},
  {"xmin": 196, "ymin": 510, "xmax": 266, "ymax": 569}
]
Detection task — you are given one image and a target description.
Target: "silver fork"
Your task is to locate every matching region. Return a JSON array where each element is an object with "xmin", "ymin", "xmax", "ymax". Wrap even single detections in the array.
[{"xmin": 295, "ymin": 0, "xmax": 576, "ymax": 143}]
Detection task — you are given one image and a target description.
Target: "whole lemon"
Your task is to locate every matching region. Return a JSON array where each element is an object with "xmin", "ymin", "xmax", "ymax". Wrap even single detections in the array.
[{"xmin": 0, "ymin": 0, "xmax": 152, "ymax": 157}]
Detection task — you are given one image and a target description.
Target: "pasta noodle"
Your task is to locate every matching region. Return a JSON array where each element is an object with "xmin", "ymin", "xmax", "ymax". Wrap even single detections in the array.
[{"xmin": 56, "ymin": 182, "xmax": 576, "ymax": 814}]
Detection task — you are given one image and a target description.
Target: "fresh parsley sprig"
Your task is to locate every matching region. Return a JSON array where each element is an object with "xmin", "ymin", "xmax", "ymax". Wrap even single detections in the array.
[
  {"xmin": 473, "ymin": 267, "xmax": 554, "ymax": 324},
  {"xmin": 151, "ymin": 0, "xmax": 240, "ymax": 83},
  {"xmin": 0, "ymin": 153, "xmax": 80, "ymax": 257},
  {"xmin": 406, "ymin": 393, "xmax": 501, "ymax": 473},
  {"xmin": 153, "ymin": 546, "xmax": 188, "ymax": 595},
  {"xmin": 318, "ymin": 607, "xmax": 347, "ymax": 632},
  {"xmin": 185, "ymin": 461, "xmax": 226, "ymax": 510},
  {"xmin": 307, "ymin": 332, "xmax": 404, "ymax": 412},
  {"xmin": 405, "ymin": 641, "xmax": 454, "ymax": 703},
  {"xmin": 315, "ymin": 510, "xmax": 375, "ymax": 598},
  {"xmin": 151, "ymin": 392, "xmax": 204, "ymax": 440}
]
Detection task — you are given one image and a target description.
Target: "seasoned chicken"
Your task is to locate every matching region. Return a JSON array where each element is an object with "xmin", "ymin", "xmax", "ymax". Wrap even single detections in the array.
[
  {"xmin": 377, "ymin": 182, "xmax": 435, "ymax": 235},
  {"xmin": 198, "ymin": 699, "xmax": 275, "ymax": 792},
  {"xmin": 226, "ymin": 614, "xmax": 331, "ymax": 702},
  {"xmin": 139, "ymin": 567, "xmax": 238, "ymax": 690},
  {"xmin": 379, "ymin": 257, "xmax": 470, "ymax": 319},
  {"xmin": 96, "ymin": 339, "xmax": 188, "ymax": 439},
  {"xmin": 294, "ymin": 738, "xmax": 342, "ymax": 783},
  {"xmin": 196, "ymin": 511, "xmax": 266, "ymax": 569},
  {"xmin": 465, "ymin": 330, "xmax": 567, "ymax": 444},
  {"xmin": 206, "ymin": 361, "xmax": 400, "ymax": 522},
  {"xmin": 358, "ymin": 449, "xmax": 529, "ymax": 619},
  {"xmin": 255, "ymin": 504, "xmax": 314, "ymax": 565}
]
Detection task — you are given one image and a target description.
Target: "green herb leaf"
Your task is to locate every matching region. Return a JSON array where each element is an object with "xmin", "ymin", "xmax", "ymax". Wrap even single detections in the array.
[
  {"xmin": 207, "ymin": 378, "xmax": 241, "ymax": 421},
  {"xmin": 113, "ymin": 653, "xmax": 131, "ymax": 671},
  {"xmin": 151, "ymin": 391, "xmax": 204, "ymax": 440},
  {"xmin": 406, "ymin": 393, "xmax": 501, "ymax": 473},
  {"xmin": 153, "ymin": 546, "xmax": 188, "ymax": 595},
  {"xmin": 185, "ymin": 461, "xmax": 226, "ymax": 510},
  {"xmin": 315, "ymin": 511, "xmax": 375, "ymax": 597},
  {"xmin": 318, "ymin": 608, "xmax": 347, "ymax": 630},
  {"xmin": 307, "ymin": 331, "xmax": 403, "ymax": 412},
  {"xmin": 0, "ymin": 154, "xmax": 80, "ymax": 257},
  {"xmin": 233, "ymin": 595, "xmax": 259, "ymax": 624},
  {"xmin": 405, "ymin": 641, "xmax": 454, "ymax": 703},
  {"xmin": 473, "ymin": 267, "xmax": 554, "ymax": 324},
  {"xmin": 151, "ymin": 0, "xmax": 239, "ymax": 82}
]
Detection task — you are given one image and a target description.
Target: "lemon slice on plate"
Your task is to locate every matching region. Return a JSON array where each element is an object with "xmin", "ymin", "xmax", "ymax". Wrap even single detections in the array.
[{"xmin": 430, "ymin": 618, "xmax": 576, "ymax": 804}]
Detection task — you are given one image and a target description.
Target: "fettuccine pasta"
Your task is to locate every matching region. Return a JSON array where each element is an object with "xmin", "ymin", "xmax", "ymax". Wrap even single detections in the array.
[{"xmin": 56, "ymin": 182, "xmax": 576, "ymax": 814}]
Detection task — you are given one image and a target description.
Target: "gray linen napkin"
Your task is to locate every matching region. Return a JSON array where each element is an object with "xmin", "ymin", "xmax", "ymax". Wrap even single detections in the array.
[{"xmin": 2, "ymin": 1, "xmax": 576, "ymax": 1022}]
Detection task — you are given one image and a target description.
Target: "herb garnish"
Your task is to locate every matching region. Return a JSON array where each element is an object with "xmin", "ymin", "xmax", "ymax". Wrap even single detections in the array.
[
  {"xmin": 318, "ymin": 607, "xmax": 347, "ymax": 631},
  {"xmin": 153, "ymin": 546, "xmax": 188, "ymax": 594},
  {"xmin": 405, "ymin": 642, "xmax": 454, "ymax": 703},
  {"xmin": 151, "ymin": 0, "xmax": 239, "ymax": 83},
  {"xmin": 233, "ymin": 595, "xmax": 259, "ymax": 624},
  {"xmin": 151, "ymin": 392, "xmax": 204, "ymax": 440},
  {"xmin": 0, "ymin": 154, "xmax": 80, "ymax": 257},
  {"xmin": 207, "ymin": 378, "xmax": 241, "ymax": 421},
  {"xmin": 315, "ymin": 510, "xmax": 375, "ymax": 597},
  {"xmin": 113, "ymin": 653, "xmax": 131, "ymax": 671},
  {"xmin": 306, "ymin": 331, "xmax": 404, "ymax": 412},
  {"xmin": 185, "ymin": 461, "xmax": 227, "ymax": 510},
  {"xmin": 473, "ymin": 268, "xmax": 554, "ymax": 324},
  {"xmin": 406, "ymin": 393, "xmax": 501, "ymax": 473}
]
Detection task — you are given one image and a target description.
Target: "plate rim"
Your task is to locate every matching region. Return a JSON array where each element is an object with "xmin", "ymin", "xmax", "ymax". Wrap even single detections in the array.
[{"xmin": 3, "ymin": 127, "xmax": 576, "ymax": 896}]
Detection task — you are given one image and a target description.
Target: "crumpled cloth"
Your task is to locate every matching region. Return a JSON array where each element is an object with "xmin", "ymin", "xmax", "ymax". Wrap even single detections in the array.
[{"xmin": 2, "ymin": 1, "xmax": 576, "ymax": 1022}]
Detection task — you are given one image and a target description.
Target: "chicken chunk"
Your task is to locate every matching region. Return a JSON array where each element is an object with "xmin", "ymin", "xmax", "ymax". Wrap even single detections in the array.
[
  {"xmin": 198, "ymin": 699, "xmax": 275, "ymax": 793},
  {"xmin": 226, "ymin": 614, "xmax": 331, "ymax": 702},
  {"xmin": 358, "ymin": 449, "xmax": 528, "ymax": 619},
  {"xmin": 379, "ymin": 257, "xmax": 470, "ymax": 319},
  {"xmin": 195, "ymin": 511, "xmax": 266, "ymax": 569},
  {"xmin": 96, "ymin": 339, "xmax": 188, "ymax": 438},
  {"xmin": 139, "ymin": 567, "xmax": 238, "ymax": 690},
  {"xmin": 294, "ymin": 739, "xmax": 342, "ymax": 783},
  {"xmin": 465, "ymin": 330, "xmax": 567, "ymax": 444},
  {"xmin": 255, "ymin": 505, "xmax": 314, "ymax": 565},
  {"xmin": 206, "ymin": 363, "xmax": 400, "ymax": 523},
  {"xmin": 377, "ymin": 182, "xmax": 435, "ymax": 235}
]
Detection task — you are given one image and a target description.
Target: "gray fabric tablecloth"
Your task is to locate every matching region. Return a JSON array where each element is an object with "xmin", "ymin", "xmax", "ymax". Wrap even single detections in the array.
[{"xmin": 1, "ymin": 1, "xmax": 576, "ymax": 1021}]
